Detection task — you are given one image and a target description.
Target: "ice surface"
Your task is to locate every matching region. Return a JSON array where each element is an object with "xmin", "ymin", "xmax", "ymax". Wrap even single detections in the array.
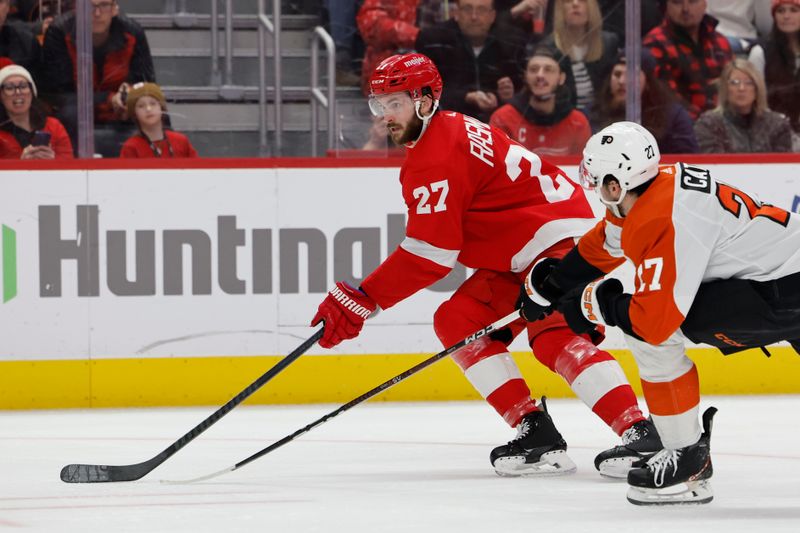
[{"xmin": 1, "ymin": 396, "xmax": 799, "ymax": 532}]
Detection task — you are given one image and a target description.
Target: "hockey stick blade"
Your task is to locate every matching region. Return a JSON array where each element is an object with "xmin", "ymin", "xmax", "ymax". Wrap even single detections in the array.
[
  {"xmin": 60, "ymin": 328, "xmax": 324, "ymax": 483},
  {"xmin": 164, "ymin": 310, "xmax": 521, "ymax": 484}
]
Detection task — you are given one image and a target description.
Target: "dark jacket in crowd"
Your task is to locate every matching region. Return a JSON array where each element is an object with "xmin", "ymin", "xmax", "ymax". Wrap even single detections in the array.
[
  {"xmin": 694, "ymin": 107, "xmax": 793, "ymax": 153},
  {"xmin": 540, "ymin": 30, "xmax": 619, "ymax": 110},
  {"xmin": 591, "ymin": 100, "xmax": 699, "ymax": 154},
  {"xmin": 762, "ymin": 35, "xmax": 800, "ymax": 134},
  {"xmin": 0, "ymin": 19, "xmax": 40, "ymax": 76},
  {"xmin": 42, "ymin": 12, "xmax": 155, "ymax": 123},
  {"xmin": 416, "ymin": 18, "xmax": 525, "ymax": 123}
]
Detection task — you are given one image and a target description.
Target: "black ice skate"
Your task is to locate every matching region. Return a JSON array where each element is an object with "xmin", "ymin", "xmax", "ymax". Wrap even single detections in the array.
[
  {"xmin": 490, "ymin": 398, "xmax": 576, "ymax": 476},
  {"xmin": 594, "ymin": 417, "xmax": 663, "ymax": 479},
  {"xmin": 626, "ymin": 407, "xmax": 717, "ymax": 506}
]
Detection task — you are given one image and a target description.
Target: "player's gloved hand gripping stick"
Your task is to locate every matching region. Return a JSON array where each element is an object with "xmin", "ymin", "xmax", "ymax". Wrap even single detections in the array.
[
  {"xmin": 60, "ymin": 282, "xmax": 373, "ymax": 483},
  {"xmin": 557, "ymin": 278, "xmax": 624, "ymax": 334},
  {"xmin": 517, "ymin": 257, "xmax": 563, "ymax": 321},
  {"xmin": 312, "ymin": 282, "xmax": 377, "ymax": 348}
]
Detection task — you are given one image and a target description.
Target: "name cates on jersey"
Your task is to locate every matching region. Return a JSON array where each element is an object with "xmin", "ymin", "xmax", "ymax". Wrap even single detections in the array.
[{"xmin": 577, "ymin": 163, "xmax": 800, "ymax": 344}]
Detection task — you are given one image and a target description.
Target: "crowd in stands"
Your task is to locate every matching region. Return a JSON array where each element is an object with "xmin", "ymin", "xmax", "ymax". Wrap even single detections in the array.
[
  {"xmin": 331, "ymin": 0, "xmax": 800, "ymax": 155},
  {"xmin": 2, "ymin": 0, "xmax": 799, "ymax": 158},
  {"xmin": 0, "ymin": 0, "xmax": 196, "ymax": 159}
]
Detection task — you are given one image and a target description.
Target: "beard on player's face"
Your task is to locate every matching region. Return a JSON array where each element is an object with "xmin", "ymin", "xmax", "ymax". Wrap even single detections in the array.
[{"xmin": 388, "ymin": 113, "xmax": 423, "ymax": 145}]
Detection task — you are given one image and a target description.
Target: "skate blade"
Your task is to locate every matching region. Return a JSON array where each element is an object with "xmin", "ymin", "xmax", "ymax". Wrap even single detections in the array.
[
  {"xmin": 494, "ymin": 449, "xmax": 577, "ymax": 477},
  {"xmin": 626, "ymin": 480, "xmax": 713, "ymax": 506},
  {"xmin": 597, "ymin": 456, "xmax": 640, "ymax": 479}
]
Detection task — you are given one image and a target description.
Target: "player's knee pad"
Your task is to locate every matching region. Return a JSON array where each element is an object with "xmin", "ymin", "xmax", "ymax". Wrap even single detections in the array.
[
  {"xmin": 433, "ymin": 296, "xmax": 480, "ymax": 347},
  {"xmin": 435, "ymin": 297, "xmax": 512, "ymax": 370},
  {"xmin": 531, "ymin": 328, "xmax": 611, "ymax": 381},
  {"xmin": 624, "ymin": 332, "xmax": 694, "ymax": 382}
]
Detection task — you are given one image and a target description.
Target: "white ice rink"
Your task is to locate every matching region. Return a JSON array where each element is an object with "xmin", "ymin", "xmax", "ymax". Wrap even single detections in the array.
[{"xmin": 1, "ymin": 396, "xmax": 799, "ymax": 532}]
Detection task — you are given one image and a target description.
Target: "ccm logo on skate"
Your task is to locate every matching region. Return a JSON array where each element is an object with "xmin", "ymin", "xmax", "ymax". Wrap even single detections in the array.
[{"xmin": 330, "ymin": 286, "xmax": 372, "ymax": 319}]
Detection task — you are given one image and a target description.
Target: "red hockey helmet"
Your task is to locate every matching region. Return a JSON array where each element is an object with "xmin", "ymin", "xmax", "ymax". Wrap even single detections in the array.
[{"xmin": 368, "ymin": 53, "xmax": 443, "ymax": 102}]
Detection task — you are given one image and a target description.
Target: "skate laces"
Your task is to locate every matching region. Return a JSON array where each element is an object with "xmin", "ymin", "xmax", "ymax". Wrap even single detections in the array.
[
  {"xmin": 511, "ymin": 418, "xmax": 532, "ymax": 443},
  {"xmin": 646, "ymin": 448, "xmax": 681, "ymax": 487},
  {"xmin": 621, "ymin": 423, "xmax": 642, "ymax": 446}
]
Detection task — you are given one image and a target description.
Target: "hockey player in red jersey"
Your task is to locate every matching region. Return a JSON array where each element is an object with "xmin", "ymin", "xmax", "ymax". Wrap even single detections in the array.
[
  {"xmin": 312, "ymin": 53, "xmax": 661, "ymax": 477},
  {"xmin": 518, "ymin": 120, "xmax": 800, "ymax": 504}
]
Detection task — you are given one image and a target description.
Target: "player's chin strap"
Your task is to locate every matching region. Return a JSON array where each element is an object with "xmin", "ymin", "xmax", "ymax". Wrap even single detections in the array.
[
  {"xmin": 405, "ymin": 98, "xmax": 440, "ymax": 148},
  {"xmin": 598, "ymin": 189, "xmax": 628, "ymax": 218}
]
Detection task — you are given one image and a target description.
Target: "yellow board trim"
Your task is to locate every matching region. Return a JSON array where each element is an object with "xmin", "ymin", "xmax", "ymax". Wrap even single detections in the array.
[{"xmin": 1, "ymin": 347, "xmax": 799, "ymax": 409}]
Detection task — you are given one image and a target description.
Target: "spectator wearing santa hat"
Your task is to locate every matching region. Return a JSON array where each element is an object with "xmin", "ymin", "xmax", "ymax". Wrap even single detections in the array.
[
  {"xmin": 0, "ymin": 63, "xmax": 72, "ymax": 159},
  {"xmin": 119, "ymin": 82, "xmax": 198, "ymax": 158}
]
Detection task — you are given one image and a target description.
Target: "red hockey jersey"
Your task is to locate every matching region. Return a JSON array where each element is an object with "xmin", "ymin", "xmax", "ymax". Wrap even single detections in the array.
[
  {"xmin": 489, "ymin": 104, "xmax": 592, "ymax": 157},
  {"xmin": 361, "ymin": 111, "xmax": 597, "ymax": 309}
]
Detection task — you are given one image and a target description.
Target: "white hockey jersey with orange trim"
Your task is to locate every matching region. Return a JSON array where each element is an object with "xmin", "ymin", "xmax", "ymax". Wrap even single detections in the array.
[
  {"xmin": 577, "ymin": 163, "xmax": 800, "ymax": 345},
  {"xmin": 361, "ymin": 111, "xmax": 597, "ymax": 309}
]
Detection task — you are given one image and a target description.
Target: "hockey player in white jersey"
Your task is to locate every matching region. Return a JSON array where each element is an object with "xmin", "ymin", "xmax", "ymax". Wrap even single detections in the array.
[{"xmin": 517, "ymin": 121, "xmax": 800, "ymax": 505}]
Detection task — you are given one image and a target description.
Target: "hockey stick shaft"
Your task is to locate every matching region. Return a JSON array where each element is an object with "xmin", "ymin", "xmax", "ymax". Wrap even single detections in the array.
[
  {"xmin": 169, "ymin": 310, "xmax": 521, "ymax": 483},
  {"xmin": 60, "ymin": 328, "xmax": 324, "ymax": 483}
]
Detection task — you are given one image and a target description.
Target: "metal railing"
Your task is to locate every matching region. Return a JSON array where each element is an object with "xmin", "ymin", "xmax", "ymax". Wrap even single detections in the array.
[
  {"xmin": 258, "ymin": 0, "xmax": 283, "ymax": 155},
  {"xmin": 210, "ymin": 0, "xmax": 221, "ymax": 86},
  {"xmin": 310, "ymin": 26, "xmax": 335, "ymax": 157},
  {"xmin": 75, "ymin": 0, "xmax": 94, "ymax": 158}
]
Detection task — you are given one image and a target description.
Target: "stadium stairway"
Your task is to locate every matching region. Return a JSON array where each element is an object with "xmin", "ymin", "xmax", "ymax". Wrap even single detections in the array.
[{"xmin": 118, "ymin": 0, "xmax": 368, "ymax": 157}]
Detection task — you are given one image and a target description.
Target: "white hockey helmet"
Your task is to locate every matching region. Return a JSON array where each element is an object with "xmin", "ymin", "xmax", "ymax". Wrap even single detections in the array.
[{"xmin": 578, "ymin": 121, "xmax": 660, "ymax": 212}]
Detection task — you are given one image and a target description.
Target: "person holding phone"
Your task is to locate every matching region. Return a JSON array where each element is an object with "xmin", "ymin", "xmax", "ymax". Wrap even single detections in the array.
[{"xmin": 0, "ymin": 63, "xmax": 73, "ymax": 159}]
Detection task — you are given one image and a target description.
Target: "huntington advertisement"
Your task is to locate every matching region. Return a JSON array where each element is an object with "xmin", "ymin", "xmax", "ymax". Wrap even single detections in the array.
[{"xmin": 1, "ymin": 162, "xmax": 799, "ymax": 361}]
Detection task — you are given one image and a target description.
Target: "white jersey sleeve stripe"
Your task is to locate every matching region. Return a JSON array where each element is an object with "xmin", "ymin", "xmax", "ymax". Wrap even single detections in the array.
[
  {"xmin": 511, "ymin": 217, "xmax": 596, "ymax": 272},
  {"xmin": 603, "ymin": 219, "xmax": 625, "ymax": 258},
  {"xmin": 400, "ymin": 237, "xmax": 460, "ymax": 268}
]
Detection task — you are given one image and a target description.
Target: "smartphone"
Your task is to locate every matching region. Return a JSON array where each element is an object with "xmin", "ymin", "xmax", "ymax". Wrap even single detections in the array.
[{"xmin": 31, "ymin": 131, "xmax": 52, "ymax": 147}]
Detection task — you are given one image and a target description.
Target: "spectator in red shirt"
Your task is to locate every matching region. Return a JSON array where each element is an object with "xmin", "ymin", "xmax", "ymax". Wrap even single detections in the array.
[
  {"xmin": 120, "ymin": 82, "xmax": 197, "ymax": 158},
  {"xmin": 643, "ymin": 0, "xmax": 733, "ymax": 120},
  {"xmin": 0, "ymin": 64, "xmax": 73, "ymax": 159},
  {"xmin": 490, "ymin": 44, "xmax": 591, "ymax": 156},
  {"xmin": 356, "ymin": 0, "xmax": 420, "ymax": 94}
]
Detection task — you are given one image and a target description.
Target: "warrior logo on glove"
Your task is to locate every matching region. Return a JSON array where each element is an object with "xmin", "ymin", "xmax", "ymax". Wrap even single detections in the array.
[
  {"xmin": 330, "ymin": 285, "xmax": 373, "ymax": 319},
  {"xmin": 312, "ymin": 282, "xmax": 377, "ymax": 349}
]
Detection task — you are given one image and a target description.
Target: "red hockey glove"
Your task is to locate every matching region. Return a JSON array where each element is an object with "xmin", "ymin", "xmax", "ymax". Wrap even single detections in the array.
[
  {"xmin": 517, "ymin": 257, "xmax": 563, "ymax": 322},
  {"xmin": 312, "ymin": 282, "xmax": 377, "ymax": 349},
  {"xmin": 557, "ymin": 278, "xmax": 623, "ymax": 334}
]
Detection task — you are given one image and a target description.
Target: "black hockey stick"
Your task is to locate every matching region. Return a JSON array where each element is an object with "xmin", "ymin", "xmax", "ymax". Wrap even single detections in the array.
[
  {"xmin": 60, "ymin": 327, "xmax": 324, "ymax": 483},
  {"xmin": 164, "ymin": 309, "xmax": 522, "ymax": 483}
]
